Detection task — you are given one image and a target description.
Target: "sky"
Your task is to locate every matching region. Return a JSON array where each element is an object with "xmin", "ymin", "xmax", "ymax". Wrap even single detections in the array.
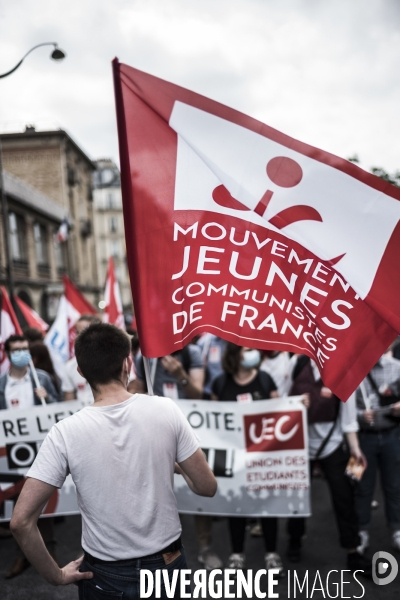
[{"xmin": 0, "ymin": 0, "xmax": 399, "ymax": 173}]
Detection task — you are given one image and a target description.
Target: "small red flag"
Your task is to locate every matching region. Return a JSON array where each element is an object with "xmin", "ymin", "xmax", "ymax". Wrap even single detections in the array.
[
  {"xmin": 63, "ymin": 276, "xmax": 97, "ymax": 357},
  {"xmin": 103, "ymin": 258, "xmax": 125, "ymax": 330},
  {"xmin": 0, "ymin": 287, "xmax": 23, "ymax": 374},
  {"xmin": 14, "ymin": 295, "xmax": 49, "ymax": 335}
]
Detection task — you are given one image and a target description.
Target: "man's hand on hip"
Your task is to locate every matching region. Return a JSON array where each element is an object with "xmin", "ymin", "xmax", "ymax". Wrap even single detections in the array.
[{"xmin": 58, "ymin": 556, "xmax": 93, "ymax": 586}]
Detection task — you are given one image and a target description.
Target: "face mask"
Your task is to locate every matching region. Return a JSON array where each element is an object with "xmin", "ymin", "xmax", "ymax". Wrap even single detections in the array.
[
  {"xmin": 10, "ymin": 350, "xmax": 31, "ymax": 368},
  {"xmin": 240, "ymin": 349, "xmax": 261, "ymax": 369}
]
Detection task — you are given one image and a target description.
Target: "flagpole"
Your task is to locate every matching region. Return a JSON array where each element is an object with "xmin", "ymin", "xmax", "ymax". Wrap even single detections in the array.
[
  {"xmin": 143, "ymin": 356, "xmax": 154, "ymax": 396},
  {"xmin": 0, "ymin": 137, "xmax": 15, "ymax": 301}
]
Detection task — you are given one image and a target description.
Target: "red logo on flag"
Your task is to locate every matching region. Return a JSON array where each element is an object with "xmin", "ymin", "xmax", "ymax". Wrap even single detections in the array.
[{"xmin": 243, "ymin": 411, "xmax": 304, "ymax": 453}]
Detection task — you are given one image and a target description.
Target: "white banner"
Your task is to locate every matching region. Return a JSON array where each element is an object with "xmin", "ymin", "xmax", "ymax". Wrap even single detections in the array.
[
  {"xmin": 0, "ymin": 400, "xmax": 85, "ymax": 521},
  {"xmin": 174, "ymin": 397, "xmax": 310, "ymax": 517},
  {"xmin": 0, "ymin": 397, "xmax": 310, "ymax": 521}
]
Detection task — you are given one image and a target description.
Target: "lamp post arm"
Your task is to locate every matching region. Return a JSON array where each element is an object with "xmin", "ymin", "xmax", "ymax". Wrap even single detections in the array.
[{"xmin": 0, "ymin": 43, "xmax": 59, "ymax": 79}]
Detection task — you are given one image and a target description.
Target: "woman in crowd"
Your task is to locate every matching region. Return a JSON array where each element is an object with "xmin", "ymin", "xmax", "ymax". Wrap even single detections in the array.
[
  {"xmin": 30, "ymin": 342, "xmax": 62, "ymax": 401},
  {"xmin": 211, "ymin": 343, "xmax": 284, "ymax": 575}
]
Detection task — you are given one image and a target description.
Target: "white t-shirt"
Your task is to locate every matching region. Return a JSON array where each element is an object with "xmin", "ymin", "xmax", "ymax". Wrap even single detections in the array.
[
  {"xmin": 260, "ymin": 352, "xmax": 292, "ymax": 397},
  {"xmin": 62, "ymin": 357, "xmax": 93, "ymax": 403},
  {"xmin": 5, "ymin": 371, "xmax": 34, "ymax": 410},
  {"xmin": 27, "ymin": 394, "xmax": 199, "ymax": 560}
]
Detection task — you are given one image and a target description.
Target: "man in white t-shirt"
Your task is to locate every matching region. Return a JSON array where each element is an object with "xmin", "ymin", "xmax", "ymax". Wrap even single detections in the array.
[
  {"xmin": 62, "ymin": 315, "xmax": 101, "ymax": 403},
  {"xmin": 10, "ymin": 323, "xmax": 217, "ymax": 597}
]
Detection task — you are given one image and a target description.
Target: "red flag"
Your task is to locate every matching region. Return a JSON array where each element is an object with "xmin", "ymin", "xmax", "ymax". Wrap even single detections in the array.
[
  {"xmin": 0, "ymin": 287, "xmax": 22, "ymax": 374},
  {"xmin": 63, "ymin": 276, "xmax": 97, "ymax": 357},
  {"xmin": 112, "ymin": 60, "xmax": 399, "ymax": 400},
  {"xmin": 14, "ymin": 295, "xmax": 49, "ymax": 335},
  {"xmin": 104, "ymin": 258, "xmax": 125, "ymax": 330}
]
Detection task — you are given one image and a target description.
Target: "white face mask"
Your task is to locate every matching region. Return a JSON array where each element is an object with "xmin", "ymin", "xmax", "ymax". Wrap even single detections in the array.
[{"xmin": 240, "ymin": 349, "xmax": 261, "ymax": 369}]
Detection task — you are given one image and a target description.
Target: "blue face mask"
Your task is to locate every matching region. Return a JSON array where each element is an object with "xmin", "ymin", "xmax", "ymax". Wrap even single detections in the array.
[
  {"xmin": 10, "ymin": 350, "xmax": 31, "ymax": 368},
  {"xmin": 240, "ymin": 349, "xmax": 261, "ymax": 369}
]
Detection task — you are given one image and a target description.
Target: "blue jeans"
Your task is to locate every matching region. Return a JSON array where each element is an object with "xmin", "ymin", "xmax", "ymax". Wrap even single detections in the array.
[
  {"xmin": 78, "ymin": 548, "xmax": 188, "ymax": 600},
  {"xmin": 355, "ymin": 427, "xmax": 400, "ymax": 530}
]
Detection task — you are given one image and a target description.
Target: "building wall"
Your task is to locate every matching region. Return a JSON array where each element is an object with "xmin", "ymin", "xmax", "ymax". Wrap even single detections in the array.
[
  {"xmin": 93, "ymin": 182, "xmax": 132, "ymax": 311},
  {"xmin": 0, "ymin": 199, "xmax": 64, "ymax": 318},
  {"xmin": 2, "ymin": 138, "xmax": 65, "ymax": 207},
  {"xmin": 1, "ymin": 130, "xmax": 100, "ymax": 302}
]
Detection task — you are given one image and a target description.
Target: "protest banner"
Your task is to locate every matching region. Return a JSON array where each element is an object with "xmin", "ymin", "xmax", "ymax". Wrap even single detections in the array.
[
  {"xmin": 0, "ymin": 397, "xmax": 309, "ymax": 520},
  {"xmin": 174, "ymin": 397, "xmax": 310, "ymax": 517},
  {"xmin": 0, "ymin": 400, "xmax": 86, "ymax": 521},
  {"xmin": 112, "ymin": 60, "xmax": 400, "ymax": 401}
]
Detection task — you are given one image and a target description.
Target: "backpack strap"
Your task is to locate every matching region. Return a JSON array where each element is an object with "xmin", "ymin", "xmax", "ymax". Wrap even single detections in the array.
[{"xmin": 314, "ymin": 398, "xmax": 341, "ymax": 461}]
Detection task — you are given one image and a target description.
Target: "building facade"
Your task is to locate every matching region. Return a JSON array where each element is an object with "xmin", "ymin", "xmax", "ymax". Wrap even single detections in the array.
[
  {"xmin": 1, "ymin": 127, "xmax": 100, "ymax": 308},
  {"xmin": 93, "ymin": 159, "xmax": 132, "ymax": 313},
  {"xmin": 1, "ymin": 170, "xmax": 66, "ymax": 320}
]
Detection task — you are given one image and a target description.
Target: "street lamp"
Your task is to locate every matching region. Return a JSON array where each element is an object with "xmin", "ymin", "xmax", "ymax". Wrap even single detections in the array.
[
  {"xmin": 0, "ymin": 42, "xmax": 66, "ymax": 303},
  {"xmin": 0, "ymin": 43, "xmax": 66, "ymax": 79}
]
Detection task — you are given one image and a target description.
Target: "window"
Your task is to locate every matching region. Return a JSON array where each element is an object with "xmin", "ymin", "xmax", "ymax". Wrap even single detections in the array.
[
  {"xmin": 33, "ymin": 223, "xmax": 49, "ymax": 265},
  {"xmin": 54, "ymin": 237, "xmax": 66, "ymax": 270},
  {"xmin": 110, "ymin": 240, "xmax": 120, "ymax": 258},
  {"xmin": 9, "ymin": 213, "xmax": 26, "ymax": 261},
  {"xmin": 115, "ymin": 264, "xmax": 124, "ymax": 281},
  {"xmin": 107, "ymin": 193, "xmax": 115, "ymax": 209},
  {"xmin": 109, "ymin": 217, "xmax": 118, "ymax": 233}
]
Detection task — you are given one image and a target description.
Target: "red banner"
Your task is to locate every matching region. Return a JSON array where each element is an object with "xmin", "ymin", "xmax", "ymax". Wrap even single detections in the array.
[{"xmin": 112, "ymin": 59, "xmax": 399, "ymax": 400}]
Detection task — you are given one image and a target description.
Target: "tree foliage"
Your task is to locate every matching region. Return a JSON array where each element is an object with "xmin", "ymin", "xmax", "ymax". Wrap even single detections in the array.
[{"xmin": 348, "ymin": 155, "xmax": 399, "ymax": 188}]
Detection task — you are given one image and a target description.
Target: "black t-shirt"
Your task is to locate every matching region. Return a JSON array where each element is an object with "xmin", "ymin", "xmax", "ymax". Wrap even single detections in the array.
[{"xmin": 212, "ymin": 370, "xmax": 277, "ymax": 402}]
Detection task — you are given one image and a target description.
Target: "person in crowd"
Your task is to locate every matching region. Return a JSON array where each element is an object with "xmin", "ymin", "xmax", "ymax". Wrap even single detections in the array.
[
  {"xmin": 196, "ymin": 334, "xmax": 227, "ymax": 400},
  {"xmin": 287, "ymin": 354, "xmax": 372, "ymax": 577},
  {"xmin": 133, "ymin": 344, "xmax": 204, "ymax": 400},
  {"xmin": 211, "ymin": 343, "xmax": 289, "ymax": 575},
  {"xmin": 133, "ymin": 344, "xmax": 223, "ymax": 570},
  {"xmin": 30, "ymin": 342, "xmax": 62, "ymax": 401},
  {"xmin": 10, "ymin": 323, "xmax": 217, "ymax": 598},
  {"xmin": 0, "ymin": 334, "xmax": 59, "ymax": 578},
  {"xmin": 126, "ymin": 328, "xmax": 140, "ymax": 359},
  {"xmin": 23, "ymin": 327, "xmax": 44, "ymax": 345},
  {"xmin": 0, "ymin": 335, "xmax": 59, "ymax": 410},
  {"xmin": 355, "ymin": 353, "xmax": 400, "ymax": 554},
  {"xmin": 62, "ymin": 315, "xmax": 101, "ymax": 402},
  {"xmin": 391, "ymin": 337, "xmax": 400, "ymax": 361},
  {"xmin": 259, "ymin": 351, "xmax": 293, "ymax": 397}
]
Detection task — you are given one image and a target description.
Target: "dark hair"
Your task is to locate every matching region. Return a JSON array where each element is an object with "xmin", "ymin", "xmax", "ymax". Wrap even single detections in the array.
[
  {"xmin": 126, "ymin": 329, "xmax": 140, "ymax": 354},
  {"xmin": 130, "ymin": 332, "xmax": 140, "ymax": 355},
  {"xmin": 74, "ymin": 323, "xmax": 131, "ymax": 389},
  {"xmin": 30, "ymin": 342, "xmax": 61, "ymax": 393},
  {"xmin": 5, "ymin": 335, "xmax": 28, "ymax": 353},
  {"xmin": 23, "ymin": 327, "xmax": 44, "ymax": 343},
  {"xmin": 222, "ymin": 343, "xmax": 243, "ymax": 376},
  {"xmin": 77, "ymin": 314, "xmax": 101, "ymax": 325},
  {"xmin": 30, "ymin": 342, "xmax": 56, "ymax": 377}
]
